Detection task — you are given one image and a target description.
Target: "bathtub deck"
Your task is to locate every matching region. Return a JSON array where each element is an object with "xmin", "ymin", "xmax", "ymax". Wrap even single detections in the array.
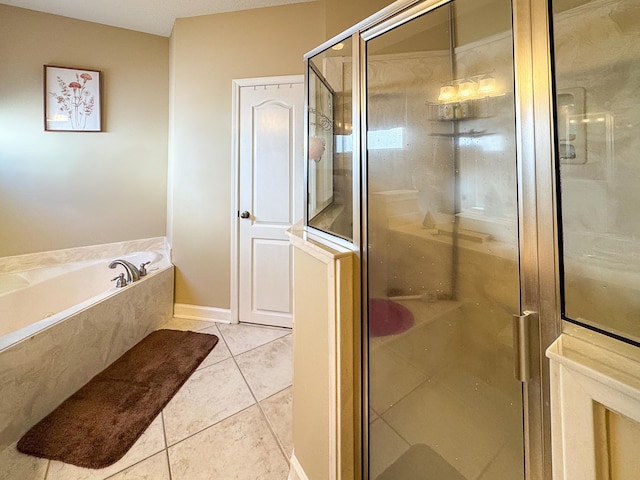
[{"xmin": 1, "ymin": 319, "xmax": 293, "ymax": 480}]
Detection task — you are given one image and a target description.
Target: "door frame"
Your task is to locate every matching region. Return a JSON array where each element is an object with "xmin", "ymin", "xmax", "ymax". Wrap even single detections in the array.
[
  {"xmin": 513, "ymin": 1, "xmax": 562, "ymax": 478},
  {"xmin": 230, "ymin": 75, "xmax": 304, "ymax": 325}
]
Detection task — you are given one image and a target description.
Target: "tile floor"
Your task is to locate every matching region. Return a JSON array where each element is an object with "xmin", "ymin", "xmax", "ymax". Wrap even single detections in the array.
[
  {"xmin": 369, "ymin": 299, "xmax": 524, "ymax": 479},
  {"xmin": 0, "ymin": 319, "xmax": 293, "ymax": 480}
]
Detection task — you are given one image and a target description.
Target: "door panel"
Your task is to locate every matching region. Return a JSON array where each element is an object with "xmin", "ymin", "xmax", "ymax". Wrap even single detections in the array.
[
  {"xmin": 365, "ymin": 1, "xmax": 524, "ymax": 478},
  {"xmin": 252, "ymin": 239, "xmax": 291, "ymax": 314},
  {"xmin": 239, "ymin": 82, "xmax": 303, "ymax": 328},
  {"xmin": 253, "ymin": 101, "xmax": 295, "ymax": 225}
]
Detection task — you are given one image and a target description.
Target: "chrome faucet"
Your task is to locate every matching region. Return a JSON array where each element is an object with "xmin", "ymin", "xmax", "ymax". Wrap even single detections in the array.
[{"xmin": 108, "ymin": 259, "xmax": 141, "ymax": 284}]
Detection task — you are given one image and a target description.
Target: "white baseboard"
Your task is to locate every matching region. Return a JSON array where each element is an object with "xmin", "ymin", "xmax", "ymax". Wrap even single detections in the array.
[
  {"xmin": 173, "ymin": 303, "xmax": 232, "ymax": 324},
  {"xmin": 288, "ymin": 452, "xmax": 309, "ymax": 480}
]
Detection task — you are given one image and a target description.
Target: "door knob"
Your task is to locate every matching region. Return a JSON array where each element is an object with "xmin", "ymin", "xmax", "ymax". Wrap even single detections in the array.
[{"xmin": 240, "ymin": 211, "xmax": 251, "ymax": 219}]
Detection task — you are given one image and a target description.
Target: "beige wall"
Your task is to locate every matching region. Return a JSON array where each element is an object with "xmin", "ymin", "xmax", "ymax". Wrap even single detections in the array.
[
  {"xmin": 292, "ymin": 247, "xmax": 331, "ymax": 479},
  {"xmin": 0, "ymin": 5, "xmax": 169, "ymax": 257},
  {"xmin": 0, "ymin": 0, "xmax": 396, "ymax": 305},
  {"xmin": 607, "ymin": 409, "xmax": 640, "ymax": 479},
  {"xmin": 324, "ymin": 0, "xmax": 394, "ymax": 39},
  {"xmin": 168, "ymin": 2, "xmax": 325, "ymax": 307},
  {"xmin": 291, "ymin": 237, "xmax": 357, "ymax": 480}
]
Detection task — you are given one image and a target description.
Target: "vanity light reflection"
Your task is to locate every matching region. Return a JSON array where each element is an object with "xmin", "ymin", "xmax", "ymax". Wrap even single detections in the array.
[
  {"xmin": 433, "ymin": 75, "xmax": 504, "ymax": 121},
  {"xmin": 437, "ymin": 75, "xmax": 500, "ymax": 103}
]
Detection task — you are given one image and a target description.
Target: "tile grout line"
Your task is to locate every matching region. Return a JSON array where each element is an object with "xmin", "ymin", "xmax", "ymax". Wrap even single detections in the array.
[
  {"xmin": 101, "ymin": 449, "xmax": 166, "ymax": 479},
  {"xmin": 222, "ymin": 332, "xmax": 292, "ymax": 358},
  {"xmin": 163, "ymin": 402, "xmax": 257, "ymax": 450},
  {"xmin": 158, "ymin": 325, "xmax": 250, "ymax": 451},
  {"xmin": 156, "ymin": 324, "xmax": 265, "ymax": 452},
  {"xmin": 98, "ymin": 411, "xmax": 172, "ymax": 479},
  {"xmin": 160, "ymin": 412, "xmax": 173, "ymax": 480},
  {"xmin": 164, "ymin": 449, "xmax": 173, "ymax": 480},
  {"xmin": 43, "ymin": 459, "xmax": 51, "ymax": 480},
  {"xmin": 220, "ymin": 329, "xmax": 292, "ymax": 464},
  {"xmin": 165, "ymin": 325, "xmax": 291, "ymax": 460},
  {"xmin": 252, "ymin": 385, "xmax": 293, "ymax": 462},
  {"xmin": 374, "ymin": 375, "xmax": 432, "ymax": 418}
]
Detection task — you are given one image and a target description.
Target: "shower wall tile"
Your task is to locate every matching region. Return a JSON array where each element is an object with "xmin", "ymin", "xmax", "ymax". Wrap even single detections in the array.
[
  {"xmin": 455, "ymin": 33, "xmax": 518, "ymax": 219},
  {"xmin": 554, "ymin": 1, "xmax": 640, "ymax": 236},
  {"xmin": 367, "ymin": 51, "xmax": 453, "ymax": 201},
  {"xmin": 366, "ymin": 33, "xmax": 519, "ymax": 305},
  {"xmin": 0, "ymin": 267, "xmax": 174, "ymax": 451},
  {"xmin": 366, "ymin": 34, "xmax": 517, "ymax": 221},
  {"xmin": 376, "ymin": 228, "xmax": 454, "ymax": 300}
]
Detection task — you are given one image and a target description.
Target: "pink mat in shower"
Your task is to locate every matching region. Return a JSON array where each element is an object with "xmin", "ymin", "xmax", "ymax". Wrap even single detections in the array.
[{"xmin": 369, "ymin": 298, "xmax": 414, "ymax": 337}]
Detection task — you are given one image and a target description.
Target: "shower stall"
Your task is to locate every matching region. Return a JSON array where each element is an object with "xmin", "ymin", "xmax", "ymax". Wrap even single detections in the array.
[{"xmin": 302, "ymin": 0, "xmax": 640, "ymax": 478}]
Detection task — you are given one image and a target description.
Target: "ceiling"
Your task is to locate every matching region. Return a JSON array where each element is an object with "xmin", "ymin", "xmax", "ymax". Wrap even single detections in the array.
[{"xmin": 1, "ymin": 0, "xmax": 317, "ymax": 37}]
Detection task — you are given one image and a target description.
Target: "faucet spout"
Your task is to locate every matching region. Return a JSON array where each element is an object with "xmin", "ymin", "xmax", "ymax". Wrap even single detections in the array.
[{"xmin": 108, "ymin": 259, "xmax": 141, "ymax": 284}]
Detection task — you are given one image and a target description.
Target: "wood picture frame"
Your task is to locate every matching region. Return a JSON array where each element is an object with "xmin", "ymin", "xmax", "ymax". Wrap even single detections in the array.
[{"xmin": 44, "ymin": 65, "xmax": 102, "ymax": 132}]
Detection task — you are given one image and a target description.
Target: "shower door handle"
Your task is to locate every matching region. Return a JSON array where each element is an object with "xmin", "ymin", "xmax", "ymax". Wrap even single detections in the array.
[{"xmin": 512, "ymin": 311, "xmax": 535, "ymax": 382}]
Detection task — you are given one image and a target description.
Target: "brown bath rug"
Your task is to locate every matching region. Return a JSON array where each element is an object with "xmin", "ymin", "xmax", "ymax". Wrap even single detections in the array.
[{"xmin": 17, "ymin": 329, "xmax": 218, "ymax": 469}]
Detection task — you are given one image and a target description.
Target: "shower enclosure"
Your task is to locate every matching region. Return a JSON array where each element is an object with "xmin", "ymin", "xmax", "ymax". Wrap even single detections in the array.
[
  {"xmin": 306, "ymin": 0, "xmax": 539, "ymax": 471},
  {"xmin": 303, "ymin": 0, "xmax": 640, "ymax": 478}
]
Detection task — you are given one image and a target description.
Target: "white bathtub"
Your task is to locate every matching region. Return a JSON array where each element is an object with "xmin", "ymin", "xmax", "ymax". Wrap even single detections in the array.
[
  {"xmin": 0, "ymin": 240, "xmax": 174, "ymax": 450},
  {"xmin": 0, "ymin": 251, "xmax": 170, "ymax": 351}
]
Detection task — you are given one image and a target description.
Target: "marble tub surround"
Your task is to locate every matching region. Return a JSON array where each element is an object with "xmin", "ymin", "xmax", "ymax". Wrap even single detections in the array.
[
  {"xmin": 0, "ymin": 249, "xmax": 171, "ymax": 349},
  {"xmin": 0, "ymin": 237, "xmax": 168, "ymax": 274},
  {"xmin": 0, "ymin": 264, "xmax": 174, "ymax": 452},
  {"xmin": 0, "ymin": 320, "xmax": 293, "ymax": 480}
]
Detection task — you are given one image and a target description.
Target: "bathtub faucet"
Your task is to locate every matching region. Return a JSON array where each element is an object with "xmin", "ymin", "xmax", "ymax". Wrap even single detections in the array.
[{"xmin": 108, "ymin": 259, "xmax": 141, "ymax": 284}]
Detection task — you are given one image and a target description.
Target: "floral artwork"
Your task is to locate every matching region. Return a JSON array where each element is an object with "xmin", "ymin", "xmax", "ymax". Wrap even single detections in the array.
[{"xmin": 44, "ymin": 66, "xmax": 101, "ymax": 132}]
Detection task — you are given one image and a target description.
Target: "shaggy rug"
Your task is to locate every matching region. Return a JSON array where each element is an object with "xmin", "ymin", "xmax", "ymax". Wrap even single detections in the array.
[{"xmin": 17, "ymin": 329, "xmax": 218, "ymax": 469}]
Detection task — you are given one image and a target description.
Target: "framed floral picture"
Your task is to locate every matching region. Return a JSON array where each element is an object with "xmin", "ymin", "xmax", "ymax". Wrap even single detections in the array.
[{"xmin": 44, "ymin": 65, "xmax": 102, "ymax": 132}]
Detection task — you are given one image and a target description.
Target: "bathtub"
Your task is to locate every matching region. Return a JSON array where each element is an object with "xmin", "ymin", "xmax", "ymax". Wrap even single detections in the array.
[
  {"xmin": 0, "ymin": 250, "xmax": 170, "ymax": 351},
  {"xmin": 0, "ymin": 240, "xmax": 174, "ymax": 451}
]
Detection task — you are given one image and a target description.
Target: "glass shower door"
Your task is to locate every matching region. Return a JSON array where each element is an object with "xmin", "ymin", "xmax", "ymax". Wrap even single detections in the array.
[
  {"xmin": 551, "ymin": 0, "xmax": 640, "ymax": 343},
  {"xmin": 365, "ymin": 1, "xmax": 524, "ymax": 478}
]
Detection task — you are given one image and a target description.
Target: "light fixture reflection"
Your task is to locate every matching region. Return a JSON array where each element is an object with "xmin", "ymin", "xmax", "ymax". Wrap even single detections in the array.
[
  {"xmin": 438, "ymin": 85, "xmax": 457, "ymax": 102},
  {"xmin": 478, "ymin": 76, "xmax": 497, "ymax": 95},
  {"xmin": 457, "ymin": 81, "xmax": 477, "ymax": 99},
  {"xmin": 435, "ymin": 74, "xmax": 502, "ymax": 104}
]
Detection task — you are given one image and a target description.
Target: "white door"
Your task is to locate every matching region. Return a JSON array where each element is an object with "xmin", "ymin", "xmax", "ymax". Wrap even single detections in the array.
[{"xmin": 237, "ymin": 80, "xmax": 304, "ymax": 328}]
